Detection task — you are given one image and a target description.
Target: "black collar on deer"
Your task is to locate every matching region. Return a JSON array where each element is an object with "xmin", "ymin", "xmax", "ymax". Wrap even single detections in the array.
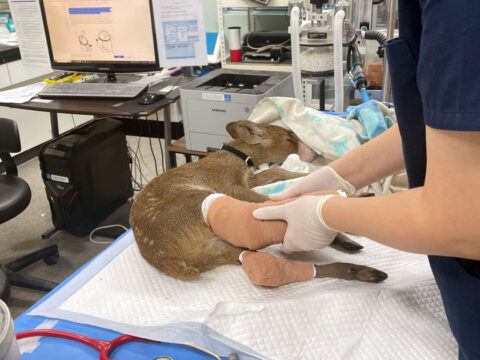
[{"xmin": 220, "ymin": 145, "xmax": 254, "ymax": 167}]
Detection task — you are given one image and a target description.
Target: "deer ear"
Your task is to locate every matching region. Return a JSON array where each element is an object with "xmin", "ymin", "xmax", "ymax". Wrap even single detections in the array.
[{"xmin": 226, "ymin": 120, "xmax": 269, "ymax": 145}]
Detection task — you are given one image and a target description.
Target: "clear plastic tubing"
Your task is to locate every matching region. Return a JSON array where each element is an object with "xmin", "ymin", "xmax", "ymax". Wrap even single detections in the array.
[
  {"xmin": 289, "ymin": 6, "xmax": 303, "ymax": 104},
  {"xmin": 334, "ymin": 10, "xmax": 345, "ymax": 112}
]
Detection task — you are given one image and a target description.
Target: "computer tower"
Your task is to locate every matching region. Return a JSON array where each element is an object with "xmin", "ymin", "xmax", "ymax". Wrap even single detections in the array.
[{"xmin": 39, "ymin": 118, "xmax": 133, "ymax": 236}]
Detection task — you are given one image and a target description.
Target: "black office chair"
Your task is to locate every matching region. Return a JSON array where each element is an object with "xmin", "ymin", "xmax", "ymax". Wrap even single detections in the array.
[{"xmin": 0, "ymin": 118, "xmax": 59, "ymax": 302}]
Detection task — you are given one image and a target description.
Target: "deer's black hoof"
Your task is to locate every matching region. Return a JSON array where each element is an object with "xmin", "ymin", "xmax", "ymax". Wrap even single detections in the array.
[{"xmin": 348, "ymin": 265, "xmax": 388, "ymax": 283}]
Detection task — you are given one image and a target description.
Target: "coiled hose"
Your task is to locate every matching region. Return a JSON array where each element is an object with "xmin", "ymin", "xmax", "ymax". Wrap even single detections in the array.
[{"xmin": 365, "ymin": 31, "xmax": 386, "ymax": 58}]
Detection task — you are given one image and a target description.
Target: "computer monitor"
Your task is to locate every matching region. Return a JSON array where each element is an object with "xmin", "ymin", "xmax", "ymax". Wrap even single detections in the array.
[{"xmin": 39, "ymin": 0, "xmax": 160, "ymax": 75}]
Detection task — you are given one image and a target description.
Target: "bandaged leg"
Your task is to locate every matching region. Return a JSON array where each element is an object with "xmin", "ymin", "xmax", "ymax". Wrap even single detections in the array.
[
  {"xmin": 240, "ymin": 251, "xmax": 314, "ymax": 287},
  {"xmin": 202, "ymin": 194, "xmax": 287, "ymax": 250}
]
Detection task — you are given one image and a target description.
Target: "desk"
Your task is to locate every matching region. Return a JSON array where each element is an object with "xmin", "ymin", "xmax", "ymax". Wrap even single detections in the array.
[{"xmin": 0, "ymin": 76, "xmax": 191, "ymax": 170}]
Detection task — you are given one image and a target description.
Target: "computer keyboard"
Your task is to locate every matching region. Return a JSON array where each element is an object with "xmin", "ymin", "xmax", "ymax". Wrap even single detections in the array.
[{"xmin": 39, "ymin": 82, "xmax": 148, "ymax": 99}]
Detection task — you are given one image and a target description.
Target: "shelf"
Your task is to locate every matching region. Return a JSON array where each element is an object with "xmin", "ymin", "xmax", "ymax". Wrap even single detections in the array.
[
  {"xmin": 218, "ymin": 0, "xmax": 291, "ymax": 71},
  {"xmin": 168, "ymin": 137, "xmax": 209, "ymax": 157},
  {"xmin": 223, "ymin": 61, "xmax": 292, "ymax": 72}
]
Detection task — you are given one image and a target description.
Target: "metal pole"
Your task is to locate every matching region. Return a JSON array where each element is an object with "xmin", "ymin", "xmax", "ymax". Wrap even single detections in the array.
[
  {"xmin": 382, "ymin": 0, "xmax": 396, "ymax": 102},
  {"xmin": 163, "ymin": 104, "xmax": 171, "ymax": 170},
  {"xmin": 50, "ymin": 112, "xmax": 59, "ymax": 138}
]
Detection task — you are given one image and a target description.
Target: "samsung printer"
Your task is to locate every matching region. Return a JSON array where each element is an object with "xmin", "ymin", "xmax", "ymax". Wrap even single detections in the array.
[{"xmin": 180, "ymin": 69, "xmax": 293, "ymax": 151}]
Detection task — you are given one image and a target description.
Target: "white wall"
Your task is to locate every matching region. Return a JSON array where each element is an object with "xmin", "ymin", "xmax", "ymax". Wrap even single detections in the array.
[
  {"xmin": 0, "ymin": 61, "xmax": 91, "ymax": 154},
  {"xmin": 204, "ymin": 0, "xmax": 218, "ymax": 32}
]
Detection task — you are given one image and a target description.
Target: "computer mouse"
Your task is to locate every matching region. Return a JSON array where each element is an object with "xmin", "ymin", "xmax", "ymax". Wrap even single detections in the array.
[{"xmin": 137, "ymin": 92, "xmax": 165, "ymax": 105}]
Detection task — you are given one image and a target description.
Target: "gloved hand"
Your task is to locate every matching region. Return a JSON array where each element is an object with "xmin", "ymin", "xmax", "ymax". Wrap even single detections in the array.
[
  {"xmin": 269, "ymin": 166, "xmax": 355, "ymax": 201},
  {"xmin": 253, "ymin": 194, "xmax": 340, "ymax": 254}
]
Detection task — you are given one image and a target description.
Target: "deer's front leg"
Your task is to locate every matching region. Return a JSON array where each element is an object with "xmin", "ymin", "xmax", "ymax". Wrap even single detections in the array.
[
  {"xmin": 253, "ymin": 168, "xmax": 307, "ymax": 187},
  {"xmin": 229, "ymin": 185, "xmax": 268, "ymax": 203}
]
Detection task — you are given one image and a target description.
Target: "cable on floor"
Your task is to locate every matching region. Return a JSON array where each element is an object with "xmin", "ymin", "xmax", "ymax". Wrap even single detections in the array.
[{"xmin": 89, "ymin": 224, "xmax": 128, "ymax": 244}]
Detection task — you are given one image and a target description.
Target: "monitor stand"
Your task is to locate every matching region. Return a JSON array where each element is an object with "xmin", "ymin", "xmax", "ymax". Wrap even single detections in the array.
[{"xmin": 86, "ymin": 72, "xmax": 144, "ymax": 84}]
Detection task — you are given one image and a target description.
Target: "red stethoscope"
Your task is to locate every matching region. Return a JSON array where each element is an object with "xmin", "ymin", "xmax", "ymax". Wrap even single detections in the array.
[{"xmin": 16, "ymin": 329, "xmax": 222, "ymax": 360}]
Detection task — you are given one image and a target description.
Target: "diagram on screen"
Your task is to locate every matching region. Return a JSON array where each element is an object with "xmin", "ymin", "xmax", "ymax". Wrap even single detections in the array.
[
  {"xmin": 78, "ymin": 32, "xmax": 92, "ymax": 52},
  {"xmin": 96, "ymin": 30, "xmax": 112, "ymax": 52}
]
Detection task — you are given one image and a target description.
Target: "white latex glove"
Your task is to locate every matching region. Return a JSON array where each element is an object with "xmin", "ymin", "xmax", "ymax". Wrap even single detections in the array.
[
  {"xmin": 253, "ymin": 195, "xmax": 339, "ymax": 254},
  {"xmin": 269, "ymin": 166, "xmax": 356, "ymax": 201}
]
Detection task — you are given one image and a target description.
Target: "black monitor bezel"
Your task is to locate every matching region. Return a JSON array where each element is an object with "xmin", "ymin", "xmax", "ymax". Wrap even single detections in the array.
[{"xmin": 39, "ymin": 0, "xmax": 160, "ymax": 73}]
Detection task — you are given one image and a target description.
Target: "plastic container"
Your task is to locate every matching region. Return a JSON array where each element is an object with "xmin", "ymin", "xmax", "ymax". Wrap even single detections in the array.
[
  {"xmin": 228, "ymin": 26, "xmax": 242, "ymax": 62},
  {"xmin": 0, "ymin": 300, "xmax": 21, "ymax": 360}
]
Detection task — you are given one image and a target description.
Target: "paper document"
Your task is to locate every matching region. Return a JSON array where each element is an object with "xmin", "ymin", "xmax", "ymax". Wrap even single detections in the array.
[
  {"xmin": 152, "ymin": 0, "xmax": 208, "ymax": 67},
  {"xmin": 8, "ymin": 0, "xmax": 51, "ymax": 67},
  {"xmin": 0, "ymin": 82, "xmax": 46, "ymax": 103},
  {"xmin": 131, "ymin": 75, "xmax": 165, "ymax": 87}
]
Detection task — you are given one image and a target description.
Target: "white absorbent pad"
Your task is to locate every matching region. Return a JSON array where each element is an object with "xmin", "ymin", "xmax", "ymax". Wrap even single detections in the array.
[{"xmin": 29, "ymin": 230, "xmax": 457, "ymax": 359}]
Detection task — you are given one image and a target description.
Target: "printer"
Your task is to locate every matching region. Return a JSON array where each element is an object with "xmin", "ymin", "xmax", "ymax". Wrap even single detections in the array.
[{"xmin": 180, "ymin": 69, "xmax": 293, "ymax": 151}]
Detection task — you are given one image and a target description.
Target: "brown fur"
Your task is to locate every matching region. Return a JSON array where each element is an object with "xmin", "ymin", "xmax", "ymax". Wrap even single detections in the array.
[{"xmin": 130, "ymin": 120, "xmax": 387, "ymax": 283}]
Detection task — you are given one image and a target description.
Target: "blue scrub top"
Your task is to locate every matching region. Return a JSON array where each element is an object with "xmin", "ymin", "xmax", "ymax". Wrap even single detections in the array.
[{"xmin": 385, "ymin": 1, "xmax": 480, "ymax": 359}]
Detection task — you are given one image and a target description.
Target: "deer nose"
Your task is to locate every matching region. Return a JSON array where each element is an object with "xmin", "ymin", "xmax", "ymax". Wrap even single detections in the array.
[{"xmin": 297, "ymin": 139, "xmax": 316, "ymax": 162}]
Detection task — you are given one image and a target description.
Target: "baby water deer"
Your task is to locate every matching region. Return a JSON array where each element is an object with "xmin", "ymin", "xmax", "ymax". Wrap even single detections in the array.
[{"xmin": 130, "ymin": 120, "xmax": 387, "ymax": 284}]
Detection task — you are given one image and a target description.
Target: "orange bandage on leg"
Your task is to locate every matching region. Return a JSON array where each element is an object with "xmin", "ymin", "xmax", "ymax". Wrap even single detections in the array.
[
  {"xmin": 241, "ymin": 251, "xmax": 314, "ymax": 287},
  {"xmin": 205, "ymin": 196, "xmax": 286, "ymax": 250}
]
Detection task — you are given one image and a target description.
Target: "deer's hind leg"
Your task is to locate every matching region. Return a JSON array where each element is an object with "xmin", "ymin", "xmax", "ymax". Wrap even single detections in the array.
[
  {"xmin": 240, "ymin": 251, "xmax": 388, "ymax": 287},
  {"xmin": 145, "ymin": 229, "xmax": 243, "ymax": 280},
  {"xmin": 241, "ymin": 251, "xmax": 315, "ymax": 287},
  {"xmin": 253, "ymin": 168, "xmax": 307, "ymax": 187},
  {"xmin": 314, "ymin": 262, "xmax": 388, "ymax": 283},
  {"xmin": 190, "ymin": 235, "xmax": 244, "ymax": 273},
  {"xmin": 154, "ymin": 256, "xmax": 202, "ymax": 280}
]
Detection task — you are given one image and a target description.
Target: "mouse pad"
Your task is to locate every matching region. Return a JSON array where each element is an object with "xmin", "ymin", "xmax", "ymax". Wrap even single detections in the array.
[
  {"xmin": 110, "ymin": 76, "xmax": 186, "ymax": 115},
  {"xmin": 111, "ymin": 96, "xmax": 174, "ymax": 116}
]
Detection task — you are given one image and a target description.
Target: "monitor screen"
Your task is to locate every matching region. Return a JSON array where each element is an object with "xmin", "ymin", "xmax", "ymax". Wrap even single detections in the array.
[{"xmin": 40, "ymin": 0, "xmax": 159, "ymax": 73}]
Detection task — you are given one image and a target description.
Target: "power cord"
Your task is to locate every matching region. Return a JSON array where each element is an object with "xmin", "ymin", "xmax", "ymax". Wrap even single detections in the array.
[
  {"xmin": 246, "ymin": 36, "xmax": 291, "ymax": 53},
  {"xmin": 127, "ymin": 144, "xmax": 145, "ymax": 190},
  {"xmin": 89, "ymin": 224, "xmax": 128, "ymax": 244},
  {"xmin": 146, "ymin": 119, "xmax": 159, "ymax": 176},
  {"xmin": 127, "ymin": 140, "xmax": 149, "ymax": 190}
]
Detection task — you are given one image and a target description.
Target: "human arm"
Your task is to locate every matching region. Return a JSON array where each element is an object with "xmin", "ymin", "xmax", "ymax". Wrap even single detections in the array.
[
  {"xmin": 329, "ymin": 123, "xmax": 405, "ymax": 190},
  {"xmin": 307, "ymin": 126, "xmax": 480, "ymax": 259}
]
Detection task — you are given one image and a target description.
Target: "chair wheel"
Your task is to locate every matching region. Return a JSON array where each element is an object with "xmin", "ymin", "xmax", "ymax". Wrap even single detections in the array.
[{"xmin": 43, "ymin": 254, "xmax": 59, "ymax": 266}]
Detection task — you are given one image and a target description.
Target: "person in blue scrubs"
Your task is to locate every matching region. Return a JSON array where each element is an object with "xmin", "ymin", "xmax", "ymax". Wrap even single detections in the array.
[{"xmin": 252, "ymin": 1, "xmax": 480, "ymax": 358}]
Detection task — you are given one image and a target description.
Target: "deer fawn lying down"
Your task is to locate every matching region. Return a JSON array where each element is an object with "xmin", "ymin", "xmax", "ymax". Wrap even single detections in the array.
[{"xmin": 130, "ymin": 120, "xmax": 387, "ymax": 284}]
